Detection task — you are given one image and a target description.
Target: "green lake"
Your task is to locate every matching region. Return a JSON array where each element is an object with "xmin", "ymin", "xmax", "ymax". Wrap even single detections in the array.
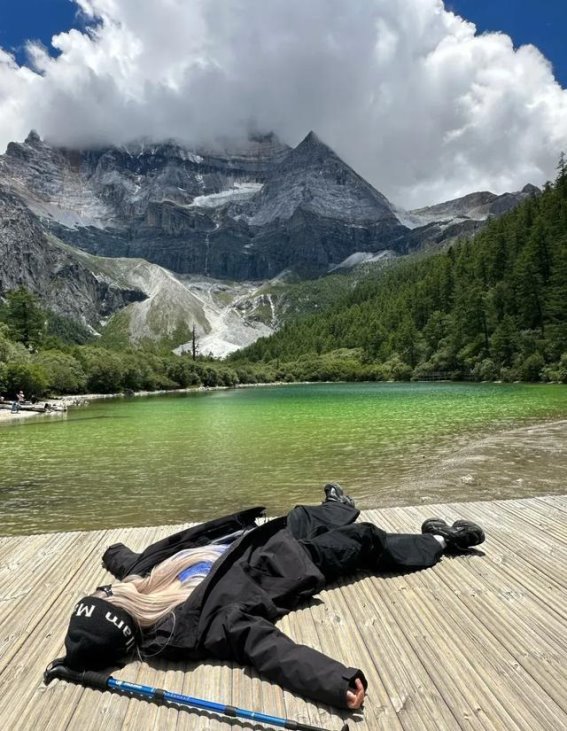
[{"xmin": 1, "ymin": 382, "xmax": 567, "ymax": 536}]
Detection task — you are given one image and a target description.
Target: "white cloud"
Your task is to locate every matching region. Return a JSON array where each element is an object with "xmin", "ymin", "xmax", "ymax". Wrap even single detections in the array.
[{"xmin": 1, "ymin": 0, "xmax": 566, "ymax": 207}]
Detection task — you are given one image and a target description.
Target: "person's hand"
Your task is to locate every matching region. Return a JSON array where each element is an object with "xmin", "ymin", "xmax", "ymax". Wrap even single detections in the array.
[{"xmin": 346, "ymin": 678, "xmax": 365, "ymax": 709}]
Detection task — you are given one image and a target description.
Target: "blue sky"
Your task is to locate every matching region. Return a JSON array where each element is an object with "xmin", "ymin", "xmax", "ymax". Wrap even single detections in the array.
[
  {"xmin": 0, "ymin": 0, "xmax": 82, "ymax": 60},
  {"xmin": 1, "ymin": 1, "xmax": 566, "ymax": 87},
  {"xmin": 448, "ymin": 1, "xmax": 567, "ymax": 86}
]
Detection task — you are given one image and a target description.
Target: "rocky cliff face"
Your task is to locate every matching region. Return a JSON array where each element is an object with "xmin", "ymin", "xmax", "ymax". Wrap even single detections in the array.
[
  {"xmin": 396, "ymin": 185, "xmax": 540, "ymax": 250},
  {"xmin": 1, "ymin": 130, "xmax": 538, "ymax": 283},
  {"xmin": 242, "ymin": 132, "xmax": 407, "ymax": 277},
  {"xmin": 0, "ymin": 185, "xmax": 145, "ymax": 326},
  {"xmin": 409, "ymin": 185, "xmax": 540, "ymax": 224},
  {"xmin": 0, "ymin": 181, "xmax": 276, "ymax": 353},
  {"xmin": 0, "ymin": 130, "xmax": 411, "ymax": 280}
]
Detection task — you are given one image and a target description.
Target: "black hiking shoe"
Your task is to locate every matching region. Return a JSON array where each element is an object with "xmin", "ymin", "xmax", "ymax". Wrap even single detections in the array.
[
  {"xmin": 323, "ymin": 482, "xmax": 356, "ymax": 508},
  {"xmin": 421, "ymin": 517, "xmax": 485, "ymax": 551}
]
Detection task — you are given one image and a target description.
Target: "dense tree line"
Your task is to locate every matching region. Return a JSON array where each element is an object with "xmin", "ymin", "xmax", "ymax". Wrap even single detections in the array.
[{"xmin": 232, "ymin": 158, "xmax": 567, "ymax": 383}]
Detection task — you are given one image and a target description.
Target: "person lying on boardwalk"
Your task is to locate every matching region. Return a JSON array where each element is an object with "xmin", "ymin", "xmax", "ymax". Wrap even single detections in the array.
[{"xmin": 61, "ymin": 484, "xmax": 485, "ymax": 711}]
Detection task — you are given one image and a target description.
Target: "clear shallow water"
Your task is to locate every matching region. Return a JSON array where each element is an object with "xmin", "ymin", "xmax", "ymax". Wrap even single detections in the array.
[{"xmin": 1, "ymin": 382, "xmax": 567, "ymax": 535}]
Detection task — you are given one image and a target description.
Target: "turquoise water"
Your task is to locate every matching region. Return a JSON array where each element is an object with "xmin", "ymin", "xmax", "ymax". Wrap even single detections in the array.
[{"xmin": 1, "ymin": 382, "xmax": 566, "ymax": 535}]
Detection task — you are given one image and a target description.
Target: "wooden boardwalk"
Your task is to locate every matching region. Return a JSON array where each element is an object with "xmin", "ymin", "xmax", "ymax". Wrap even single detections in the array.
[{"xmin": 1, "ymin": 495, "xmax": 566, "ymax": 731}]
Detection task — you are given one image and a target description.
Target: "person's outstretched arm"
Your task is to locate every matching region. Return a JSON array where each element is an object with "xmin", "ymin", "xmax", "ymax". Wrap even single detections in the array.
[{"xmin": 203, "ymin": 604, "xmax": 367, "ymax": 709}]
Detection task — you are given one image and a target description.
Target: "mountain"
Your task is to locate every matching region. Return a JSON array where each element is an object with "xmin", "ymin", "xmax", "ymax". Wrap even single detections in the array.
[
  {"xmin": 0, "ymin": 130, "xmax": 410, "ymax": 280},
  {"xmin": 1, "ymin": 130, "xmax": 538, "ymax": 282},
  {"xmin": 0, "ymin": 129, "xmax": 540, "ymax": 353},
  {"xmin": 90, "ymin": 260, "xmax": 277, "ymax": 358},
  {"xmin": 409, "ymin": 185, "xmax": 540, "ymax": 224},
  {"xmin": 235, "ymin": 171, "xmax": 567, "ymax": 383},
  {"xmin": 395, "ymin": 185, "xmax": 540, "ymax": 251},
  {"xmin": 0, "ymin": 179, "xmax": 276, "ymax": 355},
  {"xmin": 244, "ymin": 132, "xmax": 406, "ymax": 277}
]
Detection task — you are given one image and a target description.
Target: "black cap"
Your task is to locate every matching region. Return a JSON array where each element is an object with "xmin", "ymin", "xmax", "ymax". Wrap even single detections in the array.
[{"xmin": 64, "ymin": 596, "xmax": 138, "ymax": 670}]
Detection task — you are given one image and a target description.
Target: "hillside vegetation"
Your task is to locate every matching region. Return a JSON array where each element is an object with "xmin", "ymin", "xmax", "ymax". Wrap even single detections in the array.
[{"xmin": 232, "ymin": 159, "xmax": 567, "ymax": 383}]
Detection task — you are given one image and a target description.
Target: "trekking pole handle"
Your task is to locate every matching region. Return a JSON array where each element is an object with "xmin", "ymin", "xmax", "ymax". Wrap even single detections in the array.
[{"xmin": 44, "ymin": 657, "xmax": 109, "ymax": 691}]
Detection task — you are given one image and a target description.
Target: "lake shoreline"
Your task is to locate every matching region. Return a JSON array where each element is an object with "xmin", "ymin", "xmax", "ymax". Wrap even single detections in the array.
[
  {"xmin": 1, "ymin": 379, "xmax": 565, "ymax": 425},
  {"xmin": 0, "ymin": 381, "xmax": 299, "ymax": 424}
]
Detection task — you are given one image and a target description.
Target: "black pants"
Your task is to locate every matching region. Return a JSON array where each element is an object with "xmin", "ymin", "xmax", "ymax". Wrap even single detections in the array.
[{"xmin": 288, "ymin": 502, "xmax": 443, "ymax": 583}]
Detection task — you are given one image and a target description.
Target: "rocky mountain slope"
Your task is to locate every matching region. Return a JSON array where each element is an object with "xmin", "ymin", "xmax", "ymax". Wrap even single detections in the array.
[
  {"xmin": 0, "ymin": 129, "xmax": 539, "ymax": 352},
  {"xmin": 410, "ymin": 185, "xmax": 540, "ymax": 224},
  {"xmin": 0, "ymin": 184, "xmax": 145, "ymax": 327},
  {"xmin": 85, "ymin": 255, "xmax": 277, "ymax": 358},
  {"xmin": 0, "ymin": 182, "xmax": 277, "ymax": 355},
  {"xmin": 0, "ymin": 130, "xmax": 410, "ymax": 280},
  {"xmin": 396, "ymin": 185, "xmax": 540, "ymax": 251}
]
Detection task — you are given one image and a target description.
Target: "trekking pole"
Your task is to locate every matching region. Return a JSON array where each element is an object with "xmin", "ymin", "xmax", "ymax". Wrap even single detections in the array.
[{"xmin": 44, "ymin": 658, "xmax": 350, "ymax": 731}]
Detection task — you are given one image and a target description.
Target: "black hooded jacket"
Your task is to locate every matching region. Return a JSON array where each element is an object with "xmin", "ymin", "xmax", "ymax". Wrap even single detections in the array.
[{"xmin": 102, "ymin": 503, "xmax": 368, "ymax": 708}]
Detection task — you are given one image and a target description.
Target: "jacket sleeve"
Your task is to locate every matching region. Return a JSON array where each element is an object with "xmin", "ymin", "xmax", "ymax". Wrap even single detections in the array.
[
  {"xmin": 102, "ymin": 507, "xmax": 266, "ymax": 579},
  {"xmin": 102, "ymin": 543, "xmax": 139, "ymax": 579},
  {"xmin": 203, "ymin": 604, "xmax": 367, "ymax": 709}
]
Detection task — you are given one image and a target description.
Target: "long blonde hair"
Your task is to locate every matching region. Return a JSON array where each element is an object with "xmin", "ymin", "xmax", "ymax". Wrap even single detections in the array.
[{"xmin": 93, "ymin": 545, "xmax": 225, "ymax": 628}]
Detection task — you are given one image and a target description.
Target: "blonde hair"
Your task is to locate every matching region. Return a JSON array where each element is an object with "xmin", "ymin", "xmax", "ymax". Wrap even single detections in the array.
[{"xmin": 93, "ymin": 545, "xmax": 225, "ymax": 628}]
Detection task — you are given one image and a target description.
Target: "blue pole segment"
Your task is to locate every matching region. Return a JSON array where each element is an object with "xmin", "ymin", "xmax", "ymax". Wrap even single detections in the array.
[
  {"xmin": 108, "ymin": 678, "xmax": 288, "ymax": 727},
  {"xmin": 106, "ymin": 676, "xmax": 342, "ymax": 730}
]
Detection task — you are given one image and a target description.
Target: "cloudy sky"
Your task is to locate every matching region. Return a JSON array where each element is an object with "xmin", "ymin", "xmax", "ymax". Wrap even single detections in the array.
[{"xmin": 1, "ymin": 0, "xmax": 566, "ymax": 208}]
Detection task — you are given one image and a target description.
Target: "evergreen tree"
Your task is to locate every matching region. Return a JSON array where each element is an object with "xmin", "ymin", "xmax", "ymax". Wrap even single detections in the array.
[{"xmin": 3, "ymin": 288, "xmax": 45, "ymax": 349}]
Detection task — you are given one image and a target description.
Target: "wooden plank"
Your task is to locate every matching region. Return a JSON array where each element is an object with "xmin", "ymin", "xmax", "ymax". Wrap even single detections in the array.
[
  {"xmin": 0, "ymin": 532, "xmax": 104, "ymax": 676},
  {"xmin": 495, "ymin": 499, "xmax": 567, "ymax": 545},
  {"xmin": 0, "ymin": 533, "xmax": 53, "ymax": 600},
  {"xmin": 538, "ymin": 495, "xmax": 567, "ymax": 513},
  {"xmin": 279, "ymin": 602, "xmax": 350, "ymax": 730},
  {"xmin": 332, "ymin": 576, "xmax": 461, "ymax": 730},
  {"xmin": 1, "ymin": 497, "xmax": 566, "ymax": 731},
  {"xmin": 65, "ymin": 526, "xmax": 179, "ymax": 731},
  {"xmin": 384, "ymin": 501, "xmax": 567, "ymax": 619},
  {"xmin": 382, "ymin": 508, "xmax": 567, "ymax": 625},
  {"xmin": 0, "ymin": 534, "xmax": 33, "ymax": 563},
  {"xmin": 8, "ymin": 526, "xmax": 163, "ymax": 731},
  {"xmin": 441, "ymin": 501, "xmax": 567, "ymax": 614},
  {"xmin": 377, "ymin": 507, "xmax": 567, "ymax": 728}
]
